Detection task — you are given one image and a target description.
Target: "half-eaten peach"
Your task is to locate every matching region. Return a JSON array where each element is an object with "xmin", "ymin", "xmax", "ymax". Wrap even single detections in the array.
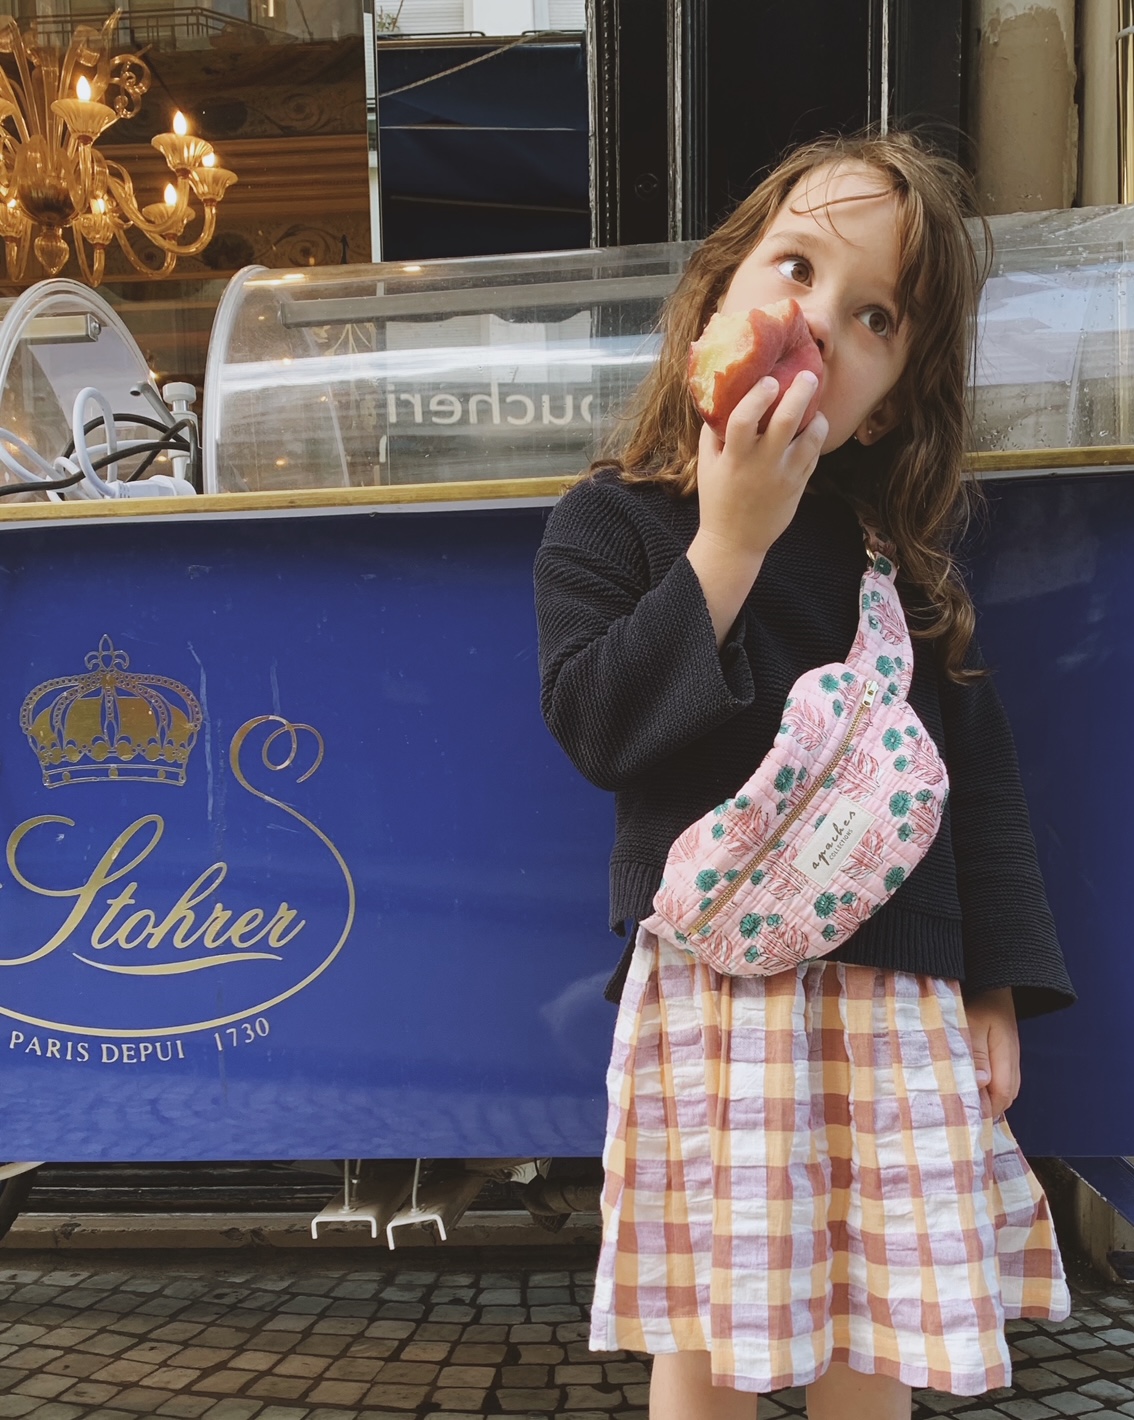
[{"xmin": 688, "ymin": 298, "xmax": 823, "ymax": 439}]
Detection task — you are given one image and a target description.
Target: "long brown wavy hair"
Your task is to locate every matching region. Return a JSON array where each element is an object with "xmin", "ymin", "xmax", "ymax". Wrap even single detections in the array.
[{"xmin": 599, "ymin": 130, "xmax": 992, "ymax": 682}]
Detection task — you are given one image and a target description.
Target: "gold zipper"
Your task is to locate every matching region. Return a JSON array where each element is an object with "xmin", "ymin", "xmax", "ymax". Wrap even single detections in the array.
[{"xmin": 688, "ymin": 678, "xmax": 879, "ymax": 937}]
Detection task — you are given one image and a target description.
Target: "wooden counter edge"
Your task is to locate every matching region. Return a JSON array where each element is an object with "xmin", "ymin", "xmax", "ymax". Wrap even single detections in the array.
[{"xmin": 0, "ymin": 449, "xmax": 1130, "ymax": 525}]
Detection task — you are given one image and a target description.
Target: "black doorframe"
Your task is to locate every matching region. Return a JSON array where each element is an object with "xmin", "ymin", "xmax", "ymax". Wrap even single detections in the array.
[{"xmin": 588, "ymin": 0, "xmax": 969, "ymax": 246}]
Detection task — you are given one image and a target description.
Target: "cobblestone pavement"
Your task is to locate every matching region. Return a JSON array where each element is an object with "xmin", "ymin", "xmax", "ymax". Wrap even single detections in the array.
[{"xmin": 0, "ymin": 1249, "xmax": 1131, "ymax": 1419}]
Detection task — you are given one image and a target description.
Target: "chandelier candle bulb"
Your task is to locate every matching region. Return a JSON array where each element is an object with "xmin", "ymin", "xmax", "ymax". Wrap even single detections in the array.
[
  {"xmin": 51, "ymin": 76, "xmax": 118, "ymax": 145},
  {"xmin": 151, "ymin": 111, "xmax": 212, "ymax": 176}
]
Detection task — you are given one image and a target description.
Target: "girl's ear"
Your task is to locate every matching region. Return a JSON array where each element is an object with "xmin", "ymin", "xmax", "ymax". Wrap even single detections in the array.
[{"xmin": 855, "ymin": 391, "xmax": 903, "ymax": 445}]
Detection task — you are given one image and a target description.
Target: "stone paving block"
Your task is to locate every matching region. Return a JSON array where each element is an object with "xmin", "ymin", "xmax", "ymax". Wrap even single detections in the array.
[
  {"xmin": 462, "ymin": 1325, "xmax": 507, "ymax": 1342},
  {"xmin": 557, "ymin": 1363, "xmax": 603, "ymax": 1383},
  {"xmin": 91, "ymin": 1359, "xmax": 161, "ymax": 1385},
  {"xmin": 436, "ymin": 1365, "xmax": 495, "ymax": 1387},
  {"xmin": 400, "ymin": 1341, "xmax": 451, "ymax": 1362},
  {"xmin": 254, "ymin": 1410, "xmax": 310, "ymax": 1420},
  {"xmin": 374, "ymin": 1360, "xmax": 440, "ymax": 1384},
  {"xmin": 19, "ymin": 1405, "xmax": 84, "ymax": 1419},
  {"xmin": 144, "ymin": 1367, "xmax": 205, "ymax": 1390},
  {"xmin": 294, "ymin": 1334, "xmax": 348, "ymax": 1357},
  {"xmin": 42, "ymin": 1349, "xmax": 108, "ymax": 1377},
  {"xmin": 246, "ymin": 1378, "xmax": 310, "ymax": 1402},
  {"xmin": 1043, "ymin": 1397, "xmax": 1105, "ymax": 1414},
  {"xmin": 428, "ymin": 1388, "xmax": 490, "ymax": 1411},
  {"xmin": 1079, "ymin": 1378, "xmax": 1134, "ymax": 1402},
  {"xmin": 410, "ymin": 1322, "xmax": 462, "ymax": 1342},
  {"xmin": 360, "ymin": 1384, "xmax": 430, "ymax": 1409},
  {"xmin": 313, "ymin": 1318, "xmax": 368, "ymax": 1336},
  {"xmin": 364, "ymin": 1321, "xmax": 415, "ymax": 1340},
  {"xmin": 57, "ymin": 1382, "xmax": 121, "ymax": 1406},
  {"xmin": 305, "ymin": 1380, "xmax": 368, "ymax": 1405},
  {"xmin": 323, "ymin": 1357, "xmax": 386, "ymax": 1381},
  {"xmin": 229, "ymin": 1351, "xmax": 282, "ymax": 1373},
  {"xmin": 510, "ymin": 1323, "xmax": 553, "ymax": 1342},
  {"xmin": 73, "ymin": 1332, "xmax": 134, "ymax": 1358},
  {"xmin": 201, "ymin": 1402, "xmax": 264, "ymax": 1420},
  {"xmin": 0, "ymin": 1400, "xmax": 38, "ymax": 1419},
  {"xmin": 272, "ymin": 1354, "xmax": 330, "ymax": 1379},
  {"xmin": 996, "ymin": 1401, "xmax": 1059, "ymax": 1418},
  {"xmin": 192, "ymin": 1370, "xmax": 256, "ymax": 1396},
  {"xmin": 83, "ymin": 1411, "xmax": 136, "ymax": 1420},
  {"xmin": 497, "ymin": 1387, "xmax": 562, "ymax": 1410},
  {"xmin": 13, "ymin": 1377, "xmax": 73, "ymax": 1401},
  {"xmin": 120, "ymin": 1387, "xmax": 201, "ymax": 1414},
  {"xmin": 501, "ymin": 1363, "xmax": 550, "ymax": 1386}
]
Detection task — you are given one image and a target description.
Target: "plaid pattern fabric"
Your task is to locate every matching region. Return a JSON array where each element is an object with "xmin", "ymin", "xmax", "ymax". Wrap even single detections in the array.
[{"xmin": 589, "ymin": 929, "xmax": 1071, "ymax": 1397}]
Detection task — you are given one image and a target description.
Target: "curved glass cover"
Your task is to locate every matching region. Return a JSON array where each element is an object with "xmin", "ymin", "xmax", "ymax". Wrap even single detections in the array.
[
  {"xmin": 204, "ymin": 205, "xmax": 1134, "ymax": 496},
  {"xmin": 203, "ymin": 248, "xmax": 690, "ymax": 494},
  {"xmin": 0, "ymin": 280, "xmax": 164, "ymax": 499}
]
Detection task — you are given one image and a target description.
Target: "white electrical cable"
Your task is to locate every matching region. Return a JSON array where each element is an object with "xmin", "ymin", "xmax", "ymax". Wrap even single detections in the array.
[{"xmin": 0, "ymin": 382, "xmax": 198, "ymax": 499}]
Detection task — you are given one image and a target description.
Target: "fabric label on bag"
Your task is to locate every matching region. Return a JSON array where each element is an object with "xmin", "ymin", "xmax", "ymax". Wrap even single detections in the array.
[{"xmin": 792, "ymin": 795, "xmax": 876, "ymax": 886}]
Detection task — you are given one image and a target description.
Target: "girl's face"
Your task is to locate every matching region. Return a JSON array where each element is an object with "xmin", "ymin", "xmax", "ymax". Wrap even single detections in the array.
[{"xmin": 720, "ymin": 161, "xmax": 912, "ymax": 454}]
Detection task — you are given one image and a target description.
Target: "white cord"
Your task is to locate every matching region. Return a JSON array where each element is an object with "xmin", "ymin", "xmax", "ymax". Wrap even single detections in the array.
[{"xmin": 0, "ymin": 381, "xmax": 198, "ymax": 500}]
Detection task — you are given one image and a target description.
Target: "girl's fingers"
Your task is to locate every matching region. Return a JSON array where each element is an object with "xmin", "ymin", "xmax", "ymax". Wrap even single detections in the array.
[
  {"xmin": 760, "ymin": 369, "xmax": 821, "ymax": 457},
  {"xmin": 723, "ymin": 375, "xmax": 781, "ymax": 443}
]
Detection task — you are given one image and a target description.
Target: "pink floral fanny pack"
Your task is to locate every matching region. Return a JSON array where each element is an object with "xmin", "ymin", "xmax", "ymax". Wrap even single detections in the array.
[{"xmin": 641, "ymin": 542, "xmax": 949, "ymax": 976}]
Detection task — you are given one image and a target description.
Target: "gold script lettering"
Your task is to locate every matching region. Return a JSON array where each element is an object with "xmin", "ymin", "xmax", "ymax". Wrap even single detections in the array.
[{"xmin": 2, "ymin": 814, "xmax": 306, "ymax": 973}]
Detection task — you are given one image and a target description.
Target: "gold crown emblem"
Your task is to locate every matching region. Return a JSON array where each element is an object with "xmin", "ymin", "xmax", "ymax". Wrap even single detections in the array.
[{"xmin": 21, "ymin": 636, "xmax": 203, "ymax": 788}]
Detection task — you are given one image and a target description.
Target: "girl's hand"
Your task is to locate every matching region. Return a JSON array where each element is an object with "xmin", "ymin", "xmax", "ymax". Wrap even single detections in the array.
[
  {"xmin": 965, "ymin": 986, "xmax": 1020, "ymax": 1121},
  {"xmin": 687, "ymin": 371, "xmax": 829, "ymax": 646}
]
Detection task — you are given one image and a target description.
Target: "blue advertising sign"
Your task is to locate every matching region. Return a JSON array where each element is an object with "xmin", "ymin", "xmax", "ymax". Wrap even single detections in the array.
[{"xmin": 0, "ymin": 508, "xmax": 616, "ymax": 1161}]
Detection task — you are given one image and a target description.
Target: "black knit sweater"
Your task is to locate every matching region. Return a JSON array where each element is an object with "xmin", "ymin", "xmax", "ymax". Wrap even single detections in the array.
[{"xmin": 534, "ymin": 469, "xmax": 1076, "ymax": 1021}]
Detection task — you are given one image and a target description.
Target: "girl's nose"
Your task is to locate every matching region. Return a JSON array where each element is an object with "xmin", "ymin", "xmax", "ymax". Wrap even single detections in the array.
[{"xmin": 803, "ymin": 304, "xmax": 833, "ymax": 359}]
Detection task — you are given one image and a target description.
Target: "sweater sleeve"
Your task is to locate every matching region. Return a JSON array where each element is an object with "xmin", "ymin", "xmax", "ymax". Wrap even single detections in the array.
[
  {"xmin": 940, "ymin": 646, "xmax": 1076, "ymax": 1020},
  {"xmin": 534, "ymin": 477, "xmax": 755, "ymax": 791}
]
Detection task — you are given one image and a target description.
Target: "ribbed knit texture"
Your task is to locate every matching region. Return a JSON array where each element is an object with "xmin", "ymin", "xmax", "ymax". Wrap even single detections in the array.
[{"xmin": 534, "ymin": 469, "xmax": 1076, "ymax": 1021}]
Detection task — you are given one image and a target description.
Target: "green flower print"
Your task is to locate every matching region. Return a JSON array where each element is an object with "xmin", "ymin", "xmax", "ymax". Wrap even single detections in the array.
[
  {"xmin": 740, "ymin": 914, "xmax": 763, "ymax": 939},
  {"xmin": 840, "ymin": 891, "xmax": 856, "ymax": 905},
  {"xmin": 695, "ymin": 869, "xmax": 720, "ymax": 891},
  {"xmin": 894, "ymin": 756, "xmax": 909, "ymax": 772},
  {"xmin": 915, "ymin": 789, "xmax": 933, "ymax": 804},
  {"xmin": 749, "ymin": 868, "xmax": 766, "ymax": 886},
  {"xmin": 898, "ymin": 823, "xmax": 913, "ymax": 841},
  {"xmin": 904, "ymin": 726, "xmax": 918, "ymax": 738},
  {"xmin": 724, "ymin": 869, "xmax": 739, "ymax": 882},
  {"xmin": 774, "ymin": 766, "xmax": 796, "ymax": 794},
  {"xmin": 875, "ymin": 555, "xmax": 893, "ymax": 576},
  {"xmin": 882, "ymin": 728, "xmax": 902, "ymax": 751},
  {"xmin": 876, "ymin": 655, "xmax": 895, "ymax": 678},
  {"xmin": 841, "ymin": 671, "xmax": 854, "ymax": 684},
  {"xmin": 820, "ymin": 673, "xmax": 840, "ymax": 693},
  {"xmin": 814, "ymin": 892, "xmax": 838, "ymax": 918},
  {"xmin": 889, "ymin": 791, "xmax": 911, "ymax": 818},
  {"xmin": 711, "ymin": 823, "xmax": 725, "ymax": 840},
  {"xmin": 884, "ymin": 866, "xmax": 906, "ymax": 892},
  {"xmin": 735, "ymin": 795, "xmax": 751, "ymax": 809},
  {"xmin": 822, "ymin": 924, "xmax": 838, "ymax": 941},
  {"xmin": 766, "ymin": 913, "xmax": 783, "ymax": 927},
  {"xmin": 833, "ymin": 700, "xmax": 844, "ymax": 717}
]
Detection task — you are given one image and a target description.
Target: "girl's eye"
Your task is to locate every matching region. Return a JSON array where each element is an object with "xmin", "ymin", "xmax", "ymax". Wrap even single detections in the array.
[
  {"xmin": 776, "ymin": 256, "xmax": 811, "ymax": 284},
  {"xmin": 859, "ymin": 306, "xmax": 892, "ymax": 337}
]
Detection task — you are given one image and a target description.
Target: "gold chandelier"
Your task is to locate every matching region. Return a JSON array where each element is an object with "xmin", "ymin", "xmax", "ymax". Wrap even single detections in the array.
[{"xmin": 0, "ymin": 10, "xmax": 237, "ymax": 285}]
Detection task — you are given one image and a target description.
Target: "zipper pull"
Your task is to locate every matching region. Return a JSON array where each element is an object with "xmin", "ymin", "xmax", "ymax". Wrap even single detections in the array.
[{"xmin": 862, "ymin": 679, "xmax": 878, "ymax": 709}]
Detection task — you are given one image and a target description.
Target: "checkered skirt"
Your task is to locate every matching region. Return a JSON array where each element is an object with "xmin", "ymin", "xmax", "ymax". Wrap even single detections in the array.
[{"xmin": 589, "ymin": 928, "xmax": 1071, "ymax": 1396}]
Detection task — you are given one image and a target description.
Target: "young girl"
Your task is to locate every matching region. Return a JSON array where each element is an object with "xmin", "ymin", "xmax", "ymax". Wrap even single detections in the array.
[{"xmin": 534, "ymin": 131, "xmax": 1076, "ymax": 1420}]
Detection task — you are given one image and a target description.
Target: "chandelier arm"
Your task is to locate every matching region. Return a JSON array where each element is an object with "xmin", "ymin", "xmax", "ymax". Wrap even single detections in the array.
[
  {"xmin": 5, "ymin": 226, "xmax": 30, "ymax": 283},
  {"xmin": 106, "ymin": 166, "xmax": 216, "ymax": 256},
  {"xmin": 0, "ymin": 73, "xmax": 29, "ymax": 144},
  {"xmin": 113, "ymin": 222, "xmax": 176, "ymax": 277},
  {"xmin": 73, "ymin": 226, "xmax": 101, "ymax": 286}
]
